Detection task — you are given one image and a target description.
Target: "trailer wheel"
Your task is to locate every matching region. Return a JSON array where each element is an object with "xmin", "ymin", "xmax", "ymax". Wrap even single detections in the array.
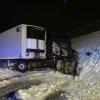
[
  {"xmin": 56, "ymin": 60, "xmax": 65, "ymax": 73},
  {"xmin": 15, "ymin": 61, "xmax": 28, "ymax": 72}
]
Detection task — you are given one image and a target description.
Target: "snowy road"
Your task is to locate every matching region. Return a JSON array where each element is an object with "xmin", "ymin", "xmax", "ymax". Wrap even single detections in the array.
[{"xmin": 0, "ymin": 69, "xmax": 100, "ymax": 100}]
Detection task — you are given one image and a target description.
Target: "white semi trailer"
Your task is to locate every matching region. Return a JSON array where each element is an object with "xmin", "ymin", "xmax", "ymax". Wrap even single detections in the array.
[
  {"xmin": 0, "ymin": 24, "xmax": 46, "ymax": 72},
  {"xmin": 0, "ymin": 24, "xmax": 77, "ymax": 74}
]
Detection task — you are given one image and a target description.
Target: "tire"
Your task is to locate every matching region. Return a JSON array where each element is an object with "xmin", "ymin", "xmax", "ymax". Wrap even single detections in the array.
[
  {"xmin": 56, "ymin": 60, "xmax": 64, "ymax": 73},
  {"xmin": 15, "ymin": 61, "xmax": 28, "ymax": 72}
]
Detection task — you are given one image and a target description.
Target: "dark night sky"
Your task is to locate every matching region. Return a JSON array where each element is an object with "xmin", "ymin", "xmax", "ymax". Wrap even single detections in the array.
[{"xmin": 0, "ymin": 0, "xmax": 100, "ymax": 38}]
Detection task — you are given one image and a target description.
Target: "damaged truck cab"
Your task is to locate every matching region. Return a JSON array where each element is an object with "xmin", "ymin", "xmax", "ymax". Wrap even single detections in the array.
[{"xmin": 46, "ymin": 33, "xmax": 78, "ymax": 76}]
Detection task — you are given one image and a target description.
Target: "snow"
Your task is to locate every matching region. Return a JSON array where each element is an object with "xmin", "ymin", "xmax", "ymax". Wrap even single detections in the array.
[
  {"xmin": 0, "ymin": 68, "xmax": 22, "ymax": 81},
  {"xmin": 71, "ymin": 30, "xmax": 100, "ymax": 82},
  {"xmin": 0, "ymin": 69, "xmax": 100, "ymax": 100},
  {"xmin": 10, "ymin": 71, "xmax": 100, "ymax": 100},
  {"xmin": 77, "ymin": 47, "xmax": 100, "ymax": 82},
  {"xmin": 17, "ymin": 71, "xmax": 73, "ymax": 100}
]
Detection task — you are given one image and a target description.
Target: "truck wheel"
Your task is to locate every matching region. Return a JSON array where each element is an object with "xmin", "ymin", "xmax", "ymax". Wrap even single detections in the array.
[
  {"xmin": 15, "ymin": 61, "xmax": 28, "ymax": 72},
  {"xmin": 56, "ymin": 60, "xmax": 64, "ymax": 73}
]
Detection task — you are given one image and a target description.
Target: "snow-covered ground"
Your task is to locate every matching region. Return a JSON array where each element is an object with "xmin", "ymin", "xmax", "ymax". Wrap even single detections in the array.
[
  {"xmin": 0, "ymin": 69, "xmax": 100, "ymax": 100},
  {"xmin": 0, "ymin": 68, "xmax": 22, "ymax": 81},
  {"xmin": 77, "ymin": 47, "xmax": 100, "ymax": 82}
]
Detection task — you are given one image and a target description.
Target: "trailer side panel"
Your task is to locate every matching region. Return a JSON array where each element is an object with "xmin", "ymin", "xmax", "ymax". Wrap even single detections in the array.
[{"xmin": 0, "ymin": 25, "xmax": 22, "ymax": 59}]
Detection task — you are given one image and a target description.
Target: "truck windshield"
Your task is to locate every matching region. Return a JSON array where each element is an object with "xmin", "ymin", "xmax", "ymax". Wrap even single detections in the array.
[{"xmin": 27, "ymin": 26, "xmax": 45, "ymax": 40}]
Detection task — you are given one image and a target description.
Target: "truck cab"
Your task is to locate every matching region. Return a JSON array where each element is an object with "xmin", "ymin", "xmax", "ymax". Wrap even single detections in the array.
[{"xmin": 46, "ymin": 34, "xmax": 78, "ymax": 75}]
